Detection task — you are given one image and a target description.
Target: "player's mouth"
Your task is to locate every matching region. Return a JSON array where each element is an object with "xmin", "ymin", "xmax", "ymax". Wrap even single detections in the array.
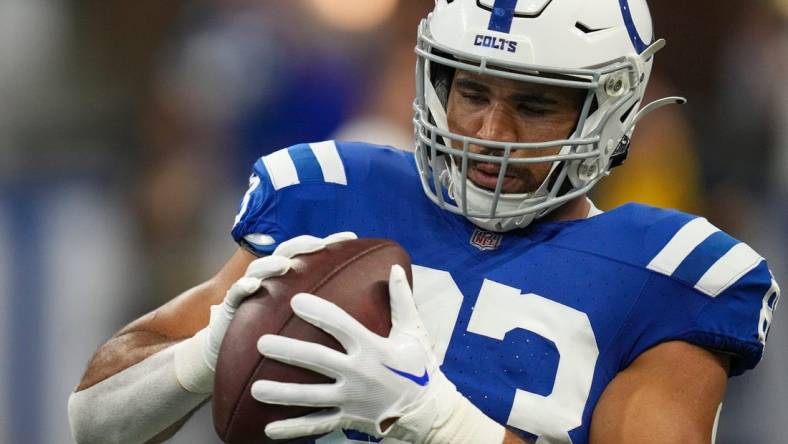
[{"xmin": 467, "ymin": 162, "xmax": 525, "ymax": 194}]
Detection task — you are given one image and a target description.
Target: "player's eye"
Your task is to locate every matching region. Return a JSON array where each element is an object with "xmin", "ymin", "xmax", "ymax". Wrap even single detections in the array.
[
  {"xmin": 461, "ymin": 92, "xmax": 489, "ymax": 106},
  {"xmin": 517, "ymin": 103, "xmax": 549, "ymax": 117}
]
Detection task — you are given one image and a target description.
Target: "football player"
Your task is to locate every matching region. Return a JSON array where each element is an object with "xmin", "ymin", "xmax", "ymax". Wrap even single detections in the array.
[{"xmin": 68, "ymin": 1, "xmax": 781, "ymax": 443}]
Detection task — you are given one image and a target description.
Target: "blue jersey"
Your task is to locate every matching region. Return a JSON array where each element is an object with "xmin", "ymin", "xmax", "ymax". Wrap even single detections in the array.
[{"xmin": 231, "ymin": 141, "xmax": 780, "ymax": 444}]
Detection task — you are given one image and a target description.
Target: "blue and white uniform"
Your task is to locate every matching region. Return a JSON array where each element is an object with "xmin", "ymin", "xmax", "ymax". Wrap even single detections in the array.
[{"xmin": 232, "ymin": 141, "xmax": 780, "ymax": 444}]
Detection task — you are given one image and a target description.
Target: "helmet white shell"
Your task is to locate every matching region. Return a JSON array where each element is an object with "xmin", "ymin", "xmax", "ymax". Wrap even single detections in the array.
[
  {"xmin": 413, "ymin": 0, "xmax": 683, "ymax": 232},
  {"xmin": 430, "ymin": 0, "xmax": 654, "ymax": 67}
]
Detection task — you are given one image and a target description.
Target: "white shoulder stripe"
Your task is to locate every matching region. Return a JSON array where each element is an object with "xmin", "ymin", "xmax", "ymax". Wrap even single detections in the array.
[
  {"xmin": 647, "ymin": 217, "xmax": 719, "ymax": 276},
  {"xmin": 262, "ymin": 149, "xmax": 299, "ymax": 190},
  {"xmin": 310, "ymin": 141, "xmax": 347, "ymax": 185},
  {"xmin": 695, "ymin": 243, "xmax": 763, "ymax": 297}
]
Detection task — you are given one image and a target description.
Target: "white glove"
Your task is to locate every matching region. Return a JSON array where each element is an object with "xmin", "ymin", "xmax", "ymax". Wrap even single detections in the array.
[
  {"xmin": 174, "ymin": 232, "xmax": 358, "ymax": 394},
  {"xmin": 251, "ymin": 265, "xmax": 506, "ymax": 444}
]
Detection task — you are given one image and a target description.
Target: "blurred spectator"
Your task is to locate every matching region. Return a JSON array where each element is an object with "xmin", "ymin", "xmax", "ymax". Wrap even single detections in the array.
[
  {"xmin": 128, "ymin": 2, "xmax": 415, "ymax": 441},
  {"xmin": 0, "ymin": 0, "xmax": 66, "ymax": 178},
  {"xmin": 136, "ymin": 0, "xmax": 383, "ymax": 309},
  {"xmin": 0, "ymin": 1, "xmax": 182, "ymax": 442},
  {"xmin": 333, "ymin": 0, "xmax": 431, "ymax": 150}
]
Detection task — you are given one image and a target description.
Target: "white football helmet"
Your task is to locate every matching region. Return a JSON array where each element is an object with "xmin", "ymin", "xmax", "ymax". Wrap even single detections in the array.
[{"xmin": 413, "ymin": 0, "xmax": 684, "ymax": 231}]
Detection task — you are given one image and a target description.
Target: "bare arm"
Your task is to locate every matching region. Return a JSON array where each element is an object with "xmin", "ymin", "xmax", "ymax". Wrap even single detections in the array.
[
  {"xmin": 77, "ymin": 247, "xmax": 256, "ymax": 391},
  {"xmin": 69, "ymin": 248, "xmax": 257, "ymax": 444},
  {"xmin": 589, "ymin": 340, "xmax": 729, "ymax": 443},
  {"xmin": 70, "ymin": 233, "xmax": 363, "ymax": 444},
  {"xmin": 417, "ymin": 341, "xmax": 725, "ymax": 444},
  {"xmin": 501, "ymin": 340, "xmax": 727, "ymax": 444}
]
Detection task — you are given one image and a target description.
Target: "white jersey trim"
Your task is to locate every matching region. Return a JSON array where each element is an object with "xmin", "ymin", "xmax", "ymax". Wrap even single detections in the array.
[
  {"xmin": 262, "ymin": 149, "xmax": 300, "ymax": 190},
  {"xmin": 695, "ymin": 243, "xmax": 763, "ymax": 297},
  {"xmin": 647, "ymin": 217, "xmax": 719, "ymax": 276},
  {"xmin": 310, "ymin": 141, "xmax": 347, "ymax": 185},
  {"xmin": 234, "ymin": 174, "xmax": 261, "ymax": 227}
]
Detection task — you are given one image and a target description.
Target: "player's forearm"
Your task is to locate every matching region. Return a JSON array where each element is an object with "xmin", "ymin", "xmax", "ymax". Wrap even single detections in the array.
[
  {"xmin": 68, "ymin": 334, "xmax": 212, "ymax": 444},
  {"xmin": 77, "ymin": 330, "xmax": 178, "ymax": 391}
]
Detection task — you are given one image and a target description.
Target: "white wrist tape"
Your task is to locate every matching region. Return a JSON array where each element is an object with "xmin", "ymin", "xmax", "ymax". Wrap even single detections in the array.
[
  {"xmin": 422, "ymin": 394, "xmax": 506, "ymax": 444},
  {"xmin": 173, "ymin": 328, "xmax": 214, "ymax": 394},
  {"xmin": 68, "ymin": 344, "xmax": 210, "ymax": 444},
  {"xmin": 389, "ymin": 373, "xmax": 505, "ymax": 444}
]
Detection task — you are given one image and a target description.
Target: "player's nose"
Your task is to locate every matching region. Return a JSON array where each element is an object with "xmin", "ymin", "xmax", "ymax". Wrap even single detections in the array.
[{"xmin": 476, "ymin": 104, "xmax": 518, "ymax": 144}]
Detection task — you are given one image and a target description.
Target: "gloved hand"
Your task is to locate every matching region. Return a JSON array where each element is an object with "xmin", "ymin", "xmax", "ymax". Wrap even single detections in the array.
[
  {"xmin": 174, "ymin": 232, "xmax": 358, "ymax": 394},
  {"xmin": 250, "ymin": 265, "xmax": 504, "ymax": 444}
]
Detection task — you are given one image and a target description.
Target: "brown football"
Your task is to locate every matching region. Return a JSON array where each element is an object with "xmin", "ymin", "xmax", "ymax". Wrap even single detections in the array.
[{"xmin": 212, "ymin": 238, "xmax": 411, "ymax": 444}]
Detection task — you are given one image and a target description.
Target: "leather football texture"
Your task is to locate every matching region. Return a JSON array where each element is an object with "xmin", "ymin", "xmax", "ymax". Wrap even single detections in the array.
[{"xmin": 213, "ymin": 238, "xmax": 411, "ymax": 444}]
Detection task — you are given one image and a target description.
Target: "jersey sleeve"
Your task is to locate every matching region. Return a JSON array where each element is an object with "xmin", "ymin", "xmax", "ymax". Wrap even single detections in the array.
[
  {"xmin": 624, "ymin": 216, "xmax": 781, "ymax": 376},
  {"xmin": 230, "ymin": 157, "xmax": 283, "ymax": 255},
  {"xmin": 230, "ymin": 141, "xmax": 350, "ymax": 255}
]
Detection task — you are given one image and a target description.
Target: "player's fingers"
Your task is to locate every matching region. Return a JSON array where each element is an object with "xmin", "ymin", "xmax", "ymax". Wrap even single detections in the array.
[
  {"xmin": 257, "ymin": 334, "xmax": 347, "ymax": 379},
  {"xmin": 224, "ymin": 277, "xmax": 262, "ymax": 309},
  {"xmin": 388, "ymin": 265, "xmax": 420, "ymax": 331},
  {"xmin": 323, "ymin": 231, "xmax": 357, "ymax": 245},
  {"xmin": 290, "ymin": 293, "xmax": 368, "ymax": 351},
  {"xmin": 264, "ymin": 409, "xmax": 341, "ymax": 440},
  {"xmin": 251, "ymin": 379, "xmax": 340, "ymax": 408},
  {"xmin": 244, "ymin": 255, "xmax": 292, "ymax": 280},
  {"xmin": 273, "ymin": 232, "xmax": 357, "ymax": 259},
  {"xmin": 273, "ymin": 235, "xmax": 325, "ymax": 258}
]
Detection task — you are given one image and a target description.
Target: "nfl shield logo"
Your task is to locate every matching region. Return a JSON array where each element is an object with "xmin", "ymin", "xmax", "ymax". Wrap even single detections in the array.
[{"xmin": 470, "ymin": 228, "xmax": 503, "ymax": 251}]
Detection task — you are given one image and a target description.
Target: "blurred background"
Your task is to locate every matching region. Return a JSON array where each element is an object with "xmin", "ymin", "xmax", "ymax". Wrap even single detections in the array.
[{"xmin": 0, "ymin": 0, "xmax": 785, "ymax": 443}]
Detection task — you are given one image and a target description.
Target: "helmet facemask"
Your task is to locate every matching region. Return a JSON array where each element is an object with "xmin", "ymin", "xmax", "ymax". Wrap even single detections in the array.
[{"xmin": 413, "ymin": 18, "xmax": 681, "ymax": 232}]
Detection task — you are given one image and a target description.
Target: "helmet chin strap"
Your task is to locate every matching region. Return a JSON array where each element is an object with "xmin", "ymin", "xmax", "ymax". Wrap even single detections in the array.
[{"xmin": 425, "ymin": 62, "xmax": 450, "ymax": 131}]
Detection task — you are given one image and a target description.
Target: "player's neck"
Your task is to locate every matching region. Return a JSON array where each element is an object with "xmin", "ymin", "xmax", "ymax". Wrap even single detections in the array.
[{"xmin": 543, "ymin": 195, "xmax": 591, "ymax": 223}]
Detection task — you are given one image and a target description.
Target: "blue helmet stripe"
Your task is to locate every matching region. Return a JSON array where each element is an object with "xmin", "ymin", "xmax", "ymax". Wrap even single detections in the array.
[
  {"xmin": 488, "ymin": 0, "xmax": 518, "ymax": 34},
  {"xmin": 618, "ymin": 0, "xmax": 651, "ymax": 54}
]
